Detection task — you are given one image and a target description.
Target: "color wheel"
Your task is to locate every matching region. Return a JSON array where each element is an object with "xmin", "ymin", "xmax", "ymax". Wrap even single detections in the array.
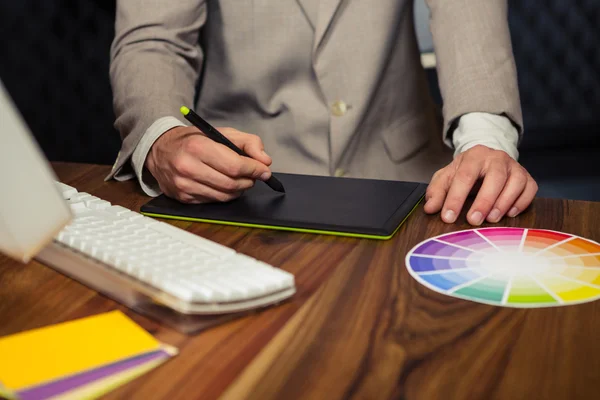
[{"xmin": 405, "ymin": 228, "xmax": 600, "ymax": 308}]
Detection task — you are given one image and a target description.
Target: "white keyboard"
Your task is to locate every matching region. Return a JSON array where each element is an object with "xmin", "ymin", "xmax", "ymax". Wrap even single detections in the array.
[{"xmin": 35, "ymin": 182, "xmax": 296, "ymax": 315}]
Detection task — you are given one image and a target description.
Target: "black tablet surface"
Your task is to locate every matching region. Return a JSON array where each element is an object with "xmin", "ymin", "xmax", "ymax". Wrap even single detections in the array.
[{"xmin": 140, "ymin": 173, "xmax": 426, "ymax": 240}]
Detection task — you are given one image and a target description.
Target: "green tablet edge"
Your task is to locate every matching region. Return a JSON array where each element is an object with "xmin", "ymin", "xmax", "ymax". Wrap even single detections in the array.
[{"xmin": 140, "ymin": 195, "xmax": 424, "ymax": 240}]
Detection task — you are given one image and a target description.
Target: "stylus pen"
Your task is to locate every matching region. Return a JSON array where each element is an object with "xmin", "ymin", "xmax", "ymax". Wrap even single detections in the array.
[{"xmin": 180, "ymin": 106, "xmax": 285, "ymax": 193}]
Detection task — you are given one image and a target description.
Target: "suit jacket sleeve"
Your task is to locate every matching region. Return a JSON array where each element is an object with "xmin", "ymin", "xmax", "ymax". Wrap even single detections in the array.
[
  {"xmin": 425, "ymin": 0, "xmax": 523, "ymax": 146},
  {"xmin": 107, "ymin": 0, "xmax": 206, "ymax": 180}
]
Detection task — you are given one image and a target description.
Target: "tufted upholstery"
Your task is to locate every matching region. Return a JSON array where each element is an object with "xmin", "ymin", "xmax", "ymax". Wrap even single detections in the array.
[
  {"xmin": 0, "ymin": 0, "xmax": 120, "ymax": 164},
  {"xmin": 508, "ymin": 0, "xmax": 600, "ymax": 150}
]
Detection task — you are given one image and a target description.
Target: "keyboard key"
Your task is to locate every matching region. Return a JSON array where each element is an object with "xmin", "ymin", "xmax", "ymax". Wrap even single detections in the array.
[
  {"xmin": 55, "ymin": 182, "xmax": 78, "ymax": 199},
  {"xmin": 85, "ymin": 199, "xmax": 111, "ymax": 210},
  {"xmin": 150, "ymin": 222, "xmax": 236, "ymax": 256}
]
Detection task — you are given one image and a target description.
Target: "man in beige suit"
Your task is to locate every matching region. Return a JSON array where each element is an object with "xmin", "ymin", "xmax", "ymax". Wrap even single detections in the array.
[{"xmin": 108, "ymin": 0, "xmax": 538, "ymax": 226}]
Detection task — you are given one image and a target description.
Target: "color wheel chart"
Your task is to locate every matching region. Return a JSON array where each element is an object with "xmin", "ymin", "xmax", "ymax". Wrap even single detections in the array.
[{"xmin": 405, "ymin": 228, "xmax": 600, "ymax": 308}]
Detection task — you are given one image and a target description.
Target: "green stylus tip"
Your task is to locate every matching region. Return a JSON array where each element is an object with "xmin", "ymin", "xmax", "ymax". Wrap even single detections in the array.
[{"xmin": 180, "ymin": 106, "xmax": 190, "ymax": 116}]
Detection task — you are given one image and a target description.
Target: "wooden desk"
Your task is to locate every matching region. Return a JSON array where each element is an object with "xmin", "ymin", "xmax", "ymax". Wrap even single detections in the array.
[{"xmin": 1, "ymin": 162, "xmax": 599, "ymax": 399}]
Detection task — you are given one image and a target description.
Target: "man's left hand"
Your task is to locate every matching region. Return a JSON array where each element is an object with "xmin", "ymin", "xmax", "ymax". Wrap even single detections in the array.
[{"xmin": 424, "ymin": 145, "xmax": 538, "ymax": 225}]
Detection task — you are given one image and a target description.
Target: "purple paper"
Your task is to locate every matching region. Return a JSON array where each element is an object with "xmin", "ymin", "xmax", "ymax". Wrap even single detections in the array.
[{"xmin": 17, "ymin": 349, "xmax": 170, "ymax": 400}]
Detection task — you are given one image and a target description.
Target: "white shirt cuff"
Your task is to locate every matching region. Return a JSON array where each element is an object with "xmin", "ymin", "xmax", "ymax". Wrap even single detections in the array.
[
  {"xmin": 131, "ymin": 116, "xmax": 186, "ymax": 197},
  {"xmin": 452, "ymin": 112, "xmax": 520, "ymax": 160}
]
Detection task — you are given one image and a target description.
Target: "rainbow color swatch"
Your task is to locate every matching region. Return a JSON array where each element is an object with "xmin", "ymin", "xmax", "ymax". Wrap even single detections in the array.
[{"xmin": 405, "ymin": 228, "xmax": 600, "ymax": 308}]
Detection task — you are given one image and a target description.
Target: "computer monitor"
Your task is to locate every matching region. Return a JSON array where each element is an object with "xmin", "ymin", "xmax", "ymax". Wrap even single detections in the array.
[{"xmin": 0, "ymin": 79, "xmax": 72, "ymax": 262}]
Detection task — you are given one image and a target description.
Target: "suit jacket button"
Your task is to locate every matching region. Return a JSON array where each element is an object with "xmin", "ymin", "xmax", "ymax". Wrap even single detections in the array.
[
  {"xmin": 331, "ymin": 100, "xmax": 348, "ymax": 116},
  {"xmin": 334, "ymin": 168, "xmax": 345, "ymax": 177}
]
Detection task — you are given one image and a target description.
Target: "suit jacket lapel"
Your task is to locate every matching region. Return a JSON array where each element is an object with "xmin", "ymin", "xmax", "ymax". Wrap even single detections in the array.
[
  {"xmin": 295, "ymin": 0, "xmax": 318, "ymax": 30},
  {"xmin": 313, "ymin": 0, "xmax": 344, "ymax": 52}
]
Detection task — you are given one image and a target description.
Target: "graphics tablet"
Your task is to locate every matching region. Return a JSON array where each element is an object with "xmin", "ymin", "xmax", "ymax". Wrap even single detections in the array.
[{"xmin": 140, "ymin": 173, "xmax": 426, "ymax": 240}]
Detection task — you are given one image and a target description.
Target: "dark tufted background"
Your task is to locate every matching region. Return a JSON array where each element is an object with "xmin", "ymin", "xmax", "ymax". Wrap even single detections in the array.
[
  {"xmin": 0, "ymin": 0, "xmax": 598, "ymax": 200},
  {"xmin": 509, "ymin": 0, "xmax": 600, "ymax": 150},
  {"xmin": 0, "ymin": 0, "xmax": 119, "ymax": 164}
]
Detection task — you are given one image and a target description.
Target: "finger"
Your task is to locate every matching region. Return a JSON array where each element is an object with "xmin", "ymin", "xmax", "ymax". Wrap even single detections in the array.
[
  {"xmin": 467, "ymin": 164, "xmax": 508, "ymax": 226},
  {"xmin": 486, "ymin": 168, "xmax": 528, "ymax": 223},
  {"xmin": 168, "ymin": 176, "xmax": 244, "ymax": 204},
  {"xmin": 218, "ymin": 154, "xmax": 272, "ymax": 181},
  {"xmin": 506, "ymin": 177, "xmax": 538, "ymax": 218},
  {"xmin": 441, "ymin": 160, "xmax": 482, "ymax": 223},
  {"xmin": 424, "ymin": 170, "xmax": 450, "ymax": 214},
  {"xmin": 172, "ymin": 156, "xmax": 255, "ymax": 193},
  {"xmin": 220, "ymin": 128, "xmax": 272, "ymax": 166},
  {"xmin": 191, "ymin": 137, "xmax": 272, "ymax": 181}
]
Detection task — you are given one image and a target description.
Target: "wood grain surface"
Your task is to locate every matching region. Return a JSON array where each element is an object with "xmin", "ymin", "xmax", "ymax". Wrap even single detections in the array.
[{"xmin": 1, "ymin": 162, "xmax": 599, "ymax": 400}]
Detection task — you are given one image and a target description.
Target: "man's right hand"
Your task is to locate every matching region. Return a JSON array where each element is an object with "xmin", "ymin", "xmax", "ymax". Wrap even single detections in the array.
[{"xmin": 146, "ymin": 126, "xmax": 273, "ymax": 203}]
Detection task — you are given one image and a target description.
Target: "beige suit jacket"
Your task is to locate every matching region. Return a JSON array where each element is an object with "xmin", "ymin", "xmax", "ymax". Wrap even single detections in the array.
[{"xmin": 108, "ymin": 0, "xmax": 522, "ymax": 184}]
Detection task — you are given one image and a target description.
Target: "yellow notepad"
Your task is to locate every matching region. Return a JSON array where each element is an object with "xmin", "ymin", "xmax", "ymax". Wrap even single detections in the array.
[{"xmin": 0, "ymin": 311, "xmax": 161, "ymax": 391}]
